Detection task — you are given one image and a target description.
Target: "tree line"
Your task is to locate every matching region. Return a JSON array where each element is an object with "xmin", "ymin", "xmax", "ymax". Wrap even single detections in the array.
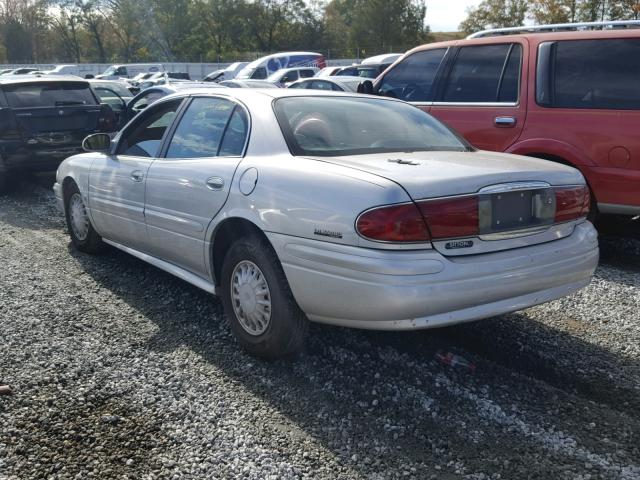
[
  {"xmin": 1, "ymin": 0, "xmax": 638, "ymax": 65},
  {"xmin": 460, "ymin": 0, "xmax": 640, "ymax": 33},
  {"xmin": 0, "ymin": 0, "xmax": 430, "ymax": 64}
]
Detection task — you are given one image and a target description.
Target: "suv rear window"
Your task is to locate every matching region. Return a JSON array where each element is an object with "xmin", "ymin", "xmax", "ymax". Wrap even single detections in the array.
[
  {"xmin": 538, "ymin": 39, "xmax": 640, "ymax": 110},
  {"xmin": 443, "ymin": 44, "xmax": 521, "ymax": 103},
  {"xmin": 3, "ymin": 82, "xmax": 97, "ymax": 108}
]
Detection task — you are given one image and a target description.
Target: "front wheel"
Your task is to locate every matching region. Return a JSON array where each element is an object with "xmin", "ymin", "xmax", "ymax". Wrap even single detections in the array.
[
  {"xmin": 64, "ymin": 181, "xmax": 106, "ymax": 253},
  {"xmin": 220, "ymin": 234, "xmax": 307, "ymax": 358}
]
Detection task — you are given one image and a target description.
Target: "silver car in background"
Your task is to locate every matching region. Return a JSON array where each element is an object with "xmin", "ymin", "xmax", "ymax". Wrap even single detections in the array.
[{"xmin": 53, "ymin": 89, "xmax": 598, "ymax": 358}]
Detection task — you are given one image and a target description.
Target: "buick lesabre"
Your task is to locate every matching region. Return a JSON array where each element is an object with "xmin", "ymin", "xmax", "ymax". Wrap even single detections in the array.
[{"xmin": 54, "ymin": 89, "xmax": 599, "ymax": 357}]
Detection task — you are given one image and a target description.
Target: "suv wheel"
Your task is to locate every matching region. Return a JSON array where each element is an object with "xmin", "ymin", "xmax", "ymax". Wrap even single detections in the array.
[{"xmin": 220, "ymin": 234, "xmax": 307, "ymax": 358}]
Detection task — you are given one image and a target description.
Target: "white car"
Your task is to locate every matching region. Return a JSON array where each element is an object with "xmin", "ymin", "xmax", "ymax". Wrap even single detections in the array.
[
  {"xmin": 54, "ymin": 89, "xmax": 598, "ymax": 358},
  {"xmin": 266, "ymin": 67, "xmax": 319, "ymax": 87}
]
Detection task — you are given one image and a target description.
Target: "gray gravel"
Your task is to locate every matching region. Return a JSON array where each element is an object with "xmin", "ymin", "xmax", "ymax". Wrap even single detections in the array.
[{"xmin": 1, "ymin": 177, "xmax": 639, "ymax": 480}]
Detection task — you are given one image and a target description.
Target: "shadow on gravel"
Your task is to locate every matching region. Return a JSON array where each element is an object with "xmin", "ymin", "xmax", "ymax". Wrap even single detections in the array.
[
  {"xmin": 0, "ymin": 173, "xmax": 62, "ymax": 231},
  {"xmin": 597, "ymin": 216, "xmax": 640, "ymax": 276},
  {"xmin": 69, "ymin": 223, "xmax": 640, "ymax": 477}
]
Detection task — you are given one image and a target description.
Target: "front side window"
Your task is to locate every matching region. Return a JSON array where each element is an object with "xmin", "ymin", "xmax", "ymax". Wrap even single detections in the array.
[
  {"xmin": 165, "ymin": 97, "xmax": 246, "ymax": 158},
  {"xmin": 442, "ymin": 44, "xmax": 521, "ymax": 103},
  {"xmin": 378, "ymin": 49, "xmax": 447, "ymax": 102},
  {"xmin": 130, "ymin": 90, "xmax": 166, "ymax": 114},
  {"xmin": 3, "ymin": 82, "xmax": 98, "ymax": 108},
  {"xmin": 539, "ymin": 39, "xmax": 640, "ymax": 110},
  {"xmin": 274, "ymin": 96, "xmax": 467, "ymax": 157},
  {"xmin": 117, "ymin": 99, "xmax": 182, "ymax": 157}
]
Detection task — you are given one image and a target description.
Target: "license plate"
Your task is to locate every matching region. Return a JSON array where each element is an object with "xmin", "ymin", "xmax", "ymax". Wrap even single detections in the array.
[{"xmin": 479, "ymin": 188, "xmax": 555, "ymax": 235}]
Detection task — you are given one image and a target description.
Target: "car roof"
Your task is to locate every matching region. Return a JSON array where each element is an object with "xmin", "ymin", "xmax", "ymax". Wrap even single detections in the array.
[
  {"xmin": 0, "ymin": 74, "xmax": 88, "ymax": 85},
  {"xmin": 160, "ymin": 86, "xmax": 388, "ymax": 104},
  {"xmin": 408, "ymin": 27, "xmax": 640, "ymax": 55}
]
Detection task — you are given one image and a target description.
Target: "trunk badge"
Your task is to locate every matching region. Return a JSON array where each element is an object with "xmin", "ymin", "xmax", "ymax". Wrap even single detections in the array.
[
  {"xmin": 445, "ymin": 240, "xmax": 474, "ymax": 250},
  {"xmin": 388, "ymin": 159, "xmax": 420, "ymax": 166},
  {"xmin": 58, "ymin": 110, "xmax": 64, "ymax": 115}
]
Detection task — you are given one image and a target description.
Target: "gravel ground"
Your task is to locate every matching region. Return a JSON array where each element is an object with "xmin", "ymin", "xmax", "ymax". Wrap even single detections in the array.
[{"xmin": 1, "ymin": 177, "xmax": 639, "ymax": 480}]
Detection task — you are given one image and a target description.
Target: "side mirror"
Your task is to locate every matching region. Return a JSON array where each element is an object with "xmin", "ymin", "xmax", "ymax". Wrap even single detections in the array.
[
  {"xmin": 357, "ymin": 80, "xmax": 374, "ymax": 95},
  {"xmin": 83, "ymin": 133, "xmax": 111, "ymax": 153}
]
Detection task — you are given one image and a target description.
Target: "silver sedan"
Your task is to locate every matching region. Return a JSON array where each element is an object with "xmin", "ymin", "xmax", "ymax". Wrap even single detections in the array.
[{"xmin": 54, "ymin": 89, "xmax": 599, "ymax": 358}]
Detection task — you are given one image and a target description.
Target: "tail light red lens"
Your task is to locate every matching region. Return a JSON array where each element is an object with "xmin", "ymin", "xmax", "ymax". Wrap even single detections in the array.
[
  {"xmin": 97, "ymin": 104, "xmax": 117, "ymax": 132},
  {"xmin": 356, "ymin": 203, "xmax": 430, "ymax": 242},
  {"xmin": 554, "ymin": 186, "xmax": 590, "ymax": 223},
  {"xmin": 357, "ymin": 184, "xmax": 589, "ymax": 245},
  {"xmin": 417, "ymin": 196, "xmax": 479, "ymax": 239}
]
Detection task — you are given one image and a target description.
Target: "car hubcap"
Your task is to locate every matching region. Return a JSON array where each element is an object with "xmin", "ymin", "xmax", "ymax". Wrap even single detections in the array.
[
  {"xmin": 231, "ymin": 260, "xmax": 271, "ymax": 336},
  {"xmin": 69, "ymin": 193, "xmax": 90, "ymax": 241}
]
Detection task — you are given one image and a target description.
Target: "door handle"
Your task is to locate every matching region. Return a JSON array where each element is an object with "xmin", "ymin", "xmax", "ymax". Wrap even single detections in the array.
[
  {"xmin": 130, "ymin": 170, "xmax": 144, "ymax": 182},
  {"xmin": 206, "ymin": 176, "xmax": 225, "ymax": 191},
  {"xmin": 495, "ymin": 116, "xmax": 517, "ymax": 127}
]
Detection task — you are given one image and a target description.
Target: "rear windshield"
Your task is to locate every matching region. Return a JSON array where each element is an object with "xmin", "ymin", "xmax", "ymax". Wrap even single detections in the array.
[
  {"xmin": 273, "ymin": 96, "xmax": 468, "ymax": 157},
  {"xmin": 3, "ymin": 82, "xmax": 97, "ymax": 108}
]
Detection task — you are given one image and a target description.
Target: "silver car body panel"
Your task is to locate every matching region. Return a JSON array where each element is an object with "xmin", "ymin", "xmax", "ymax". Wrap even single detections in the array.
[{"xmin": 54, "ymin": 89, "xmax": 599, "ymax": 330}]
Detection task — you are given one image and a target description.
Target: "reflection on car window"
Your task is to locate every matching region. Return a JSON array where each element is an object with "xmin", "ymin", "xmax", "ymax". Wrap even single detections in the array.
[
  {"xmin": 132, "ymin": 91, "xmax": 165, "ymax": 111},
  {"xmin": 273, "ymin": 96, "xmax": 466, "ymax": 157},
  {"xmin": 219, "ymin": 107, "xmax": 248, "ymax": 156},
  {"xmin": 443, "ymin": 44, "xmax": 520, "ymax": 103},
  {"xmin": 117, "ymin": 99, "xmax": 182, "ymax": 157},
  {"xmin": 378, "ymin": 49, "xmax": 446, "ymax": 102},
  {"xmin": 165, "ymin": 97, "xmax": 236, "ymax": 159},
  {"xmin": 3, "ymin": 82, "xmax": 97, "ymax": 108},
  {"xmin": 550, "ymin": 39, "xmax": 640, "ymax": 109}
]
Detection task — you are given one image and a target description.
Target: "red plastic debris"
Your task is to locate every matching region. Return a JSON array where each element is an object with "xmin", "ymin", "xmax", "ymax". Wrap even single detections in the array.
[{"xmin": 435, "ymin": 351, "xmax": 476, "ymax": 373}]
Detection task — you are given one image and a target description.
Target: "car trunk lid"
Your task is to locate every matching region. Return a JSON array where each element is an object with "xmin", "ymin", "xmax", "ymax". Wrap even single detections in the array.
[{"xmin": 305, "ymin": 151, "xmax": 584, "ymax": 199}]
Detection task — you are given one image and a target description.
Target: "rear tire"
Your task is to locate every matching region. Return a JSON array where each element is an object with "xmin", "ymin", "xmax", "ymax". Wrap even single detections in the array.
[
  {"xmin": 220, "ymin": 233, "xmax": 307, "ymax": 358},
  {"xmin": 64, "ymin": 181, "xmax": 106, "ymax": 254}
]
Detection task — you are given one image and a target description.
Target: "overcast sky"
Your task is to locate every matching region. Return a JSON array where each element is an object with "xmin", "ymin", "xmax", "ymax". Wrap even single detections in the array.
[{"xmin": 426, "ymin": 0, "xmax": 483, "ymax": 31}]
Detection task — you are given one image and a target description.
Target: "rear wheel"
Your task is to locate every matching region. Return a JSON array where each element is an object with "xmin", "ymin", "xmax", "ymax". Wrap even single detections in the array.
[
  {"xmin": 64, "ymin": 181, "xmax": 106, "ymax": 253},
  {"xmin": 220, "ymin": 234, "xmax": 307, "ymax": 358}
]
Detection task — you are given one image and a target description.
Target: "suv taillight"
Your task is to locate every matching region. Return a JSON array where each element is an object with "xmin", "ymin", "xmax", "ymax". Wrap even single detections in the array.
[
  {"xmin": 97, "ymin": 104, "xmax": 116, "ymax": 132},
  {"xmin": 554, "ymin": 186, "xmax": 590, "ymax": 223}
]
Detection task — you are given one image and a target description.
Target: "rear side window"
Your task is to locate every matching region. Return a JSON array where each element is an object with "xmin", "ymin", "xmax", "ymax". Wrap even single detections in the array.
[
  {"xmin": 442, "ymin": 44, "xmax": 521, "ymax": 103},
  {"xmin": 538, "ymin": 39, "xmax": 640, "ymax": 110},
  {"xmin": 378, "ymin": 49, "xmax": 447, "ymax": 102},
  {"xmin": 3, "ymin": 82, "xmax": 98, "ymax": 108},
  {"xmin": 299, "ymin": 69, "xmax": 315, "ymax": 78}
]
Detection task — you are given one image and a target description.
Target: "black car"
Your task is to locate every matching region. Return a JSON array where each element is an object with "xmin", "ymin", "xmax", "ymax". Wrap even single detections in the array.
[{"xmin": 0, "ymin": 76, "xmax": 116, "ymax": 191}]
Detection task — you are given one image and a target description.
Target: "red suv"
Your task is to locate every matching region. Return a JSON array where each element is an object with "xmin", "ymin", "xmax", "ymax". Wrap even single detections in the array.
[{"xmin": 371, "ymin": 23, "xmax": 640, "ymax": 217}]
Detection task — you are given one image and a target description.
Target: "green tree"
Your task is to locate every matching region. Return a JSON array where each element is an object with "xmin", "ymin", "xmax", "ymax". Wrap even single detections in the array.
[
  {"xmin": 530, "ymin": 0, "xmax": 579, "ymax": 23},
  {"xmin": 459, "ymin": 0, "xmax": 528, "ymax": 34}
]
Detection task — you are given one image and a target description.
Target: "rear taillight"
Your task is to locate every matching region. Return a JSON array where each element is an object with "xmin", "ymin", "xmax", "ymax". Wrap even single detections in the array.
[
  {"xmin": 554, "ymin": 186, "xmax": 590, "ymax": 223},
  {"xmin": 97, "ymin": 104, "xmax": 116, "ymax": 132},
  {"xmin": 356, "ymin": 203, "xmax": 430, "ymax": 242},
  {"xmin": 417, "ymin": 196, "xmax": 479, "ymax": 239},
  {"xmin": 356, "ymin": 185, "xmax": 590, "ymax": 245}
]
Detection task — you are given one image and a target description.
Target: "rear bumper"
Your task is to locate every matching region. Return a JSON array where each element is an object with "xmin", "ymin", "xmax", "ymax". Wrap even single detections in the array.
[
  {"xmin": 267, "ymin": 221, "xmax": 599, "ymax": 330},
  {"xmin": 2, "ymin": 145, "xmax": 84, "ymax": 172}
]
